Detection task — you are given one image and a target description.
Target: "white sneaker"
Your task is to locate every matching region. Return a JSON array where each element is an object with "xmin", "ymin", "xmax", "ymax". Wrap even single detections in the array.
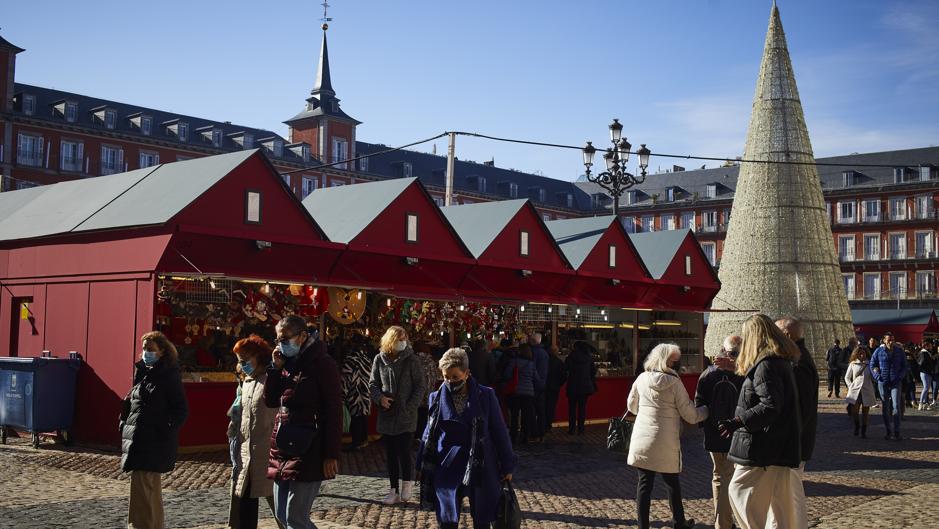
[
  {"xmin": 382, "ymin": 489, "xmax": 401, "ymax": 505},
  {"xmin": 918, "ymin": 403, "xmax": 925, "ymax": 411},
  {"xmin": 400, "ymin": 481, "xmax": 414, "ymax": 502}
]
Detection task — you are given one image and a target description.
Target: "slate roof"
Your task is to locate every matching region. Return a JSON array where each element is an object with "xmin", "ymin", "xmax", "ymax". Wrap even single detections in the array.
[
  {"xmin": 851, "ymin": 308, "xmax": 937, "ymax": 326},
  {"xmin": 627, "ymin": 229, "xmax": 691, "ymax": 279},
  {"xmin": 440, "ymin": 200, "xmax": 528, "ymax": 258},
  {"xmin": 0, "ymin": 150, "xmax": 256, "ymax": 242},
  {"xmin": 0, "ymin": 35, "xmax": 24, "ymax": 53},
  {"xmin": 12, "ymin": 83, "xmax": 318, "ymax": 166},
  {"xmin": 357, "ymin": 141, "xmax": 593, "ymax": 211},
  {"xmin": 576, "ymin": 146, "xmax": 939, "ymax": 210},
  {"xmin": 302, "ymin": 177, "xmax": 413, "ymax": 243},
  {"xmin": 545, "ymin": 216, "xmax": 616, "ymax": 269}
]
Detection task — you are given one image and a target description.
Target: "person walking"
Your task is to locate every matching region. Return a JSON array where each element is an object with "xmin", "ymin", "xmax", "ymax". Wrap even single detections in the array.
[
  {"xmin": 468, "ymin": 339, "xmax": 491, "ymax": 387},
  {"xmin": 565, "ymin": 341, "xmax": 597, "ymax": 435},
  {"xmin": 628, "ymin": 343, "xmax": 706, "ymax": 529},
  {"xmin": 229, "ymin": 336, "xmax": 283, "ymax": 529},
  {"xmin": 718, "ymin": 314, "xmax": 801, "ymax": 529},
  {"xmin": 265, "ymin": 316, "xmax": 342, "ymax": 529},
  {"xmin": 775, "ymin": 317, "xmax": 820, "ymax": 529},
  {"xmin": 868, "ymin": 335, "xmax": 883, "ymax": 407},
  {"xmin": 825, "ymin": 339, "xmax": 844, "ymax": 398},
  {"xmin": 417, "ymin": 348, "xmax": 517, "ymax": 529},
  {"xmin": 869, "ymin": 331, "xmax": 909, "ymax": 440},
  {"xmin": 544, "ymin": 344, "xmax": 567, "ymax": 434},
  {"xmin": 414, "ymin": 342, "xmax": 443, "ymax": 441},
  {"xmin": 503, "ymin": 343, "xmax": 541, "ymax": 444},
  {"xmin": 369, "ymin": 326, "xmax": 425, "ymax": 505},
  {"xmin": 529, "ymin": 333, "xmax": 550, "ymax": 442},
  {"xmin": 919, "ymin": 340, "xmax": 938, "ymax": 410},
  {"xmin": 845, "ymin": 346, "xmax": 875, "ymax": 438},
  {"xmin": 121, "ymin": 331, "xmax": 189, "ymax": 529},
  {"xmin": 340, "ymin": 335, "xmax": 374, "ymax": 451},
  {"xmin": 695, "ymin": 336, "xmax": 744, "ymax": 529}
]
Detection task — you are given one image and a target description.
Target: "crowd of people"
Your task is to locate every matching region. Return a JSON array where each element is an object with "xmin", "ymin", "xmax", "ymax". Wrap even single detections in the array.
[{"xmin": 116, "ymin": 310, "xmax": 935, "ymax": 529}]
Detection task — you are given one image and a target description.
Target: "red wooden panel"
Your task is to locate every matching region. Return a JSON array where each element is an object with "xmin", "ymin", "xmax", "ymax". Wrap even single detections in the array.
[
  {"xmin": 478, "ymin": 205, "xmax": 572, "ymax": 272},
  {"xmin": 179, "ymin": 382, "xmax": 236, "ymax": 447},
  {"xmin": 641, "ymin": 233, "xmax": 720, "ymax": 311},
  {"xmin": 43, "ymin": 282, "xmax": 90, "ymax": 358},
  {"xmin": 2, "ymin": 235, "xmax": 171, "ymax": 280},
  {"xmin": 329, "ymin": 250, "xmax": 473, "ymax": 301},
  {"xmin": 552, "ymin": 374, "xmax": 699, "ymax": 424}
]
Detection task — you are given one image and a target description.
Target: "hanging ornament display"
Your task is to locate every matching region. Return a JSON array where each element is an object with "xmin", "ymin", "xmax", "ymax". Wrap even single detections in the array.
[{"xmin": 327, "ymin": 287, "xmax": 367, "ymax": 324}]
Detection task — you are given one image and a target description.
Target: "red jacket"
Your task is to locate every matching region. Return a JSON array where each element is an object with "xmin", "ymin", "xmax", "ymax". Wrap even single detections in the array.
[{"xmin": 265, "ymin": 338, "xmax": 342, "ymax": 482}]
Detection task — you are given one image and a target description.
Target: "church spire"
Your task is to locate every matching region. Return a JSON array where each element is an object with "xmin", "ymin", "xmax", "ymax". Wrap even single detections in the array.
[
  {"xmin": 703, "ymin": 3, "xmax": 855, "ymax": 364},
  {"xmin": 312, "ymin": 28, "xmax": 335, "ymax": 98}
]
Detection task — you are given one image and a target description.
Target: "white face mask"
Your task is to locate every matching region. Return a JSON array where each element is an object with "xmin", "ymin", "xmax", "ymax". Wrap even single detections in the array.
[{"xmin": 394, "ymin": 340, "xmax": 407, "ymax": 352}]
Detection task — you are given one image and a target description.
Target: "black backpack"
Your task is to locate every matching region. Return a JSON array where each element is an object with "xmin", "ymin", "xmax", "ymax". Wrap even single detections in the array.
[{"xmin": 710, "ymin": 374, "xmax": 739, "ymax": 424}]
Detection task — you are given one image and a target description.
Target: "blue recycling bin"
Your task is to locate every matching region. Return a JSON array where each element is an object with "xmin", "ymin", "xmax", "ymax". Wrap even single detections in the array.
[{"xmin": 0, "ymin": 357, "xmax": 81, "ymax": 447}]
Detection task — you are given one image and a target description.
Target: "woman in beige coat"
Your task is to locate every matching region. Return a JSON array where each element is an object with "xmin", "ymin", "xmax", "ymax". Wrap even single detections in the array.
[
  {"xmin": 229, "ymin": 336, "xmax": 284, "ymax": 529},
  {"xmin": 844, "ymin": 346, "xmax": 876, "ymax": 439},
  {"xmin": 627, "ymin": 343, "xmax": 707, "ymax": 529}
]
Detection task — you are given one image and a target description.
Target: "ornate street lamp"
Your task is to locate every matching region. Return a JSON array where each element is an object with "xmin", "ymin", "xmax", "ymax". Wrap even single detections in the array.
[{"xmin": 582, "ymin": 119, "xmax": 651, "ymax": 215}]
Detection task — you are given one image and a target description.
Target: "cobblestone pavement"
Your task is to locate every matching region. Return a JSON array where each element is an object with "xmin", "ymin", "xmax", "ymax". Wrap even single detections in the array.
[{"xmin": 1, "ymin": 389, "xmax": 937, "ymax": 529}]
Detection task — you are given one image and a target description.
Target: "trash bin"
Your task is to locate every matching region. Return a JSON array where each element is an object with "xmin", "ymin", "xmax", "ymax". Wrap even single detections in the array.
[{"xmin": 0, "ymin": 357, "xmax": 81, "ymax": 447}]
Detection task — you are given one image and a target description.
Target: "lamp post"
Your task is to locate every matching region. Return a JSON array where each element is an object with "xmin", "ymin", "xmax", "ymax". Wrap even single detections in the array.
[{"xmin": 582, "ymin": 119, "xmax": 651, "ymax": 215}]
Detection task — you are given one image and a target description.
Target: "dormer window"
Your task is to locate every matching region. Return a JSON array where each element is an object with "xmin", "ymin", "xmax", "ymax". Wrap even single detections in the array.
[
  {"xmin": 166, "ymin": 121, "xmax": 190, "ymax": 142},
  {"xmin": 509, "ymin": 183, "xmax": 518, "ymax": 198},
  {"xmin": 65, "ymin": 102, "xmax": 78, "ymax": 122},
  {"xmin": 920, "ymin": 166, "xmax": 932, "ymax": 181},
  {"xmin": 894, "ymin": 167, "xmax": 907, "ymax": 184},
  {"xmin": 403, "ymin": 162, "xmax": 413, "ymax": 178},
  {"xmin": 665, "ymin": 187, "xmax": 677, "ymax": 202},
  {"xmin": 289, "ymin": 143, "xmax": 311, "ymax": 162},
  {"xmin": 478, "ymin": 177, "xmax": 487, "ymax": 193},
  {"xmin": 93, "ymin": 107, "xmax": 117, "ymax": 129},
  {"xmin": 358, "ymin": 156, "xmax": 369, "ymax": 171},
  {"xmin": 22, "ymin": 94, "xmax": 35, "ymax": 115},
  {"xmin": 706, "ymin": 184, "xmax": 717, "ymax": 199},
  {"xmin": 528, "ymin": 187, "xmax": 546, "ymax": 203},
  {"xmin": 842, "ymin": 170, "xmax": 856, "ymax": 187},
  {"xmin": 520, "ymin": 231, "xmax": 529, "ymax": 256},
  {"xmin": 141, "ymin": 116, "xmax": 152, "ymax": 135},
  {"xmin": 212, "ymin": 129, "xmax": 223, "ymax": 147},
  {"xmin": 232, "ymin": 132, "xmax": 254, "ymax": 149},
  {"xmin": 625, "ymin": 190, "xmax": 637, "ymax": 205}
]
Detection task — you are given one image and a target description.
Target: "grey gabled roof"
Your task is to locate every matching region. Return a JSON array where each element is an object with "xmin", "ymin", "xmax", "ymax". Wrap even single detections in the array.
[
  {"xmin": 627, "ymin": 229, "xmax": 691, "ymax": 279},
  {"xmin": 441, "ymin": 200, "xmax": 528, "ymax": 258},
  {"xmin": 0, "ymin": 150, "xmax": 256, "ymax": 242},
  {"xmin": 851, "ymin": 308, "xmax": 937, "ymax": 326},
  {"xmin": 545, "ymin": 216, "xmax": 616, "ymax": 269},
  {"xmin": 302, "ymin": 177, "xmax": 414, "ymax": 243}
]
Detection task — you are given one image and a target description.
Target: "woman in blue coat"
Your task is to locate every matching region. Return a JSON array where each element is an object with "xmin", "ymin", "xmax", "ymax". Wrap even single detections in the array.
[{"xmin": 417, "ymin": 348, "xmax": 517, "ymax": 529}]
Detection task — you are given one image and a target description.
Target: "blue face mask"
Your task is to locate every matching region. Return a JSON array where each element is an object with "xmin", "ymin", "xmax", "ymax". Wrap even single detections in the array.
[
  {"xmin": 280, "ymin": 340, "xmax": 301, "ymax": 358},
  {"xmin": 142, "ymin": 350, "xmax": 158, "ymax": 366},
  {"xmin": 240, "ymin": 361, "xmax": 255, "ymax": 376}
]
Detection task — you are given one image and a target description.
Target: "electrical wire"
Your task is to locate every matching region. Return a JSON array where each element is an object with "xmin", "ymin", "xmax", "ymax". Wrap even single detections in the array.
[{"xmin": 278, "ymin": 132, "xmax": 450, "ymax": 176}]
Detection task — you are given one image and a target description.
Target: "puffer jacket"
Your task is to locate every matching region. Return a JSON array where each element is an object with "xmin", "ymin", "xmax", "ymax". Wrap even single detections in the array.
[
  {"xmin": 120, "ymin": 359, "xmax": 189, "ymax": 473},
  {"xmin": 794, "ymin": 339, "xmax": 819, "ymax": 462},
  {"xmin": 627, "ymin": 370, "xmax": 708, "ymax": 474},
  {"xmin": 869, "ymin": 344, "xmax": 908, "ymax": 388},
  {"xmin": 728, "ymin": 353, "xmax": 801, "ymax": 469},
  {"xmin": 368, "ymin": 347, "xmax": 425, "ymax": 435},
  {"xmin": 565, "ymin": 349, "xmax": 597, "ymax": 396},
  {"xmin": 265, "ymin": 338, "xmax": 342, "ymax": 482},
  {"xmin": 503, "ymin": 356, "xmax": 540, "ymax": 397},
  {"xmin": 235, "ymin": 371, "xmax": 277, "ymax": 498}
]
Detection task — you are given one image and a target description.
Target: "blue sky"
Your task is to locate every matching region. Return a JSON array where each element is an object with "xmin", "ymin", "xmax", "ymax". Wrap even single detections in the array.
[{"xmin": 6, "ymin": 0, "xmax": 938, "ymax": 181}]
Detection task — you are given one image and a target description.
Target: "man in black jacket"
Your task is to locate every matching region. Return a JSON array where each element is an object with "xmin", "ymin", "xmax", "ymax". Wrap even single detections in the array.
[
  {"xmin": 775, "ymin": 317, "xmax": 819, "ymax": 529},
  {"xmin": 825, "ymin": 339, "xmax": 843, "ymax": 398}
]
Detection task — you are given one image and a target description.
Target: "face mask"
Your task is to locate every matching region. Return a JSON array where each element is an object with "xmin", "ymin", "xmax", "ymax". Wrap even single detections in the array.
[
  {"xmin": 142, "ymin": 350, "xmax": 158, "ymax": 366},
  {"xmin": 240, "ymin": 361, "xmax": 255, "ymax": 376},
  {"xmin": 446, "ymin": 379, "xmax": 467, "ymax": 392},
  {"xmin": 669, "ymin": 361, "xmax": 681, "ymax": 371},
  {"xmin": 394, "ymin": 340, "xmax": 408, "ymax": 352},
  {"xmin": 280, "ymin": 340, "xmax": 301, "ymax": 358}
]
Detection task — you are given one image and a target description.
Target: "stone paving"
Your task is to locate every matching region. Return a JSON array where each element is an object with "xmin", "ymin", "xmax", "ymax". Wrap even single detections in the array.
[{"xmin": 0, "ymin": 389, "xmax": 937, "ymax": 529}]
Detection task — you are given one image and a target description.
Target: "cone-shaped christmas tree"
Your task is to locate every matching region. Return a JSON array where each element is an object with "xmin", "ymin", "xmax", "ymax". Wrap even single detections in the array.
[{"xmin": 704, "ymin": 4, "xmax": 855, "ymax": 363}]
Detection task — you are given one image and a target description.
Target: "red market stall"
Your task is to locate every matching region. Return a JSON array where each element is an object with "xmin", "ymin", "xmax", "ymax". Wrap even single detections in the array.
[
  {"xmin": 852, "ymin": 308, "xmax": 939, "ymax": 344},
  {"xmin": 629, "ymin": 230, "xmax": 721, "ymax": 312},
  {"xmin": 0, "ymin": 150, "xmax": 344, "ymax": 447},
  {"xmin": 441, "ymin": 200, "xmax": 576, "ymax": 304},
  {"xmin": 302, "ymin": 177, "xmax": 476, "ymax": 301}
]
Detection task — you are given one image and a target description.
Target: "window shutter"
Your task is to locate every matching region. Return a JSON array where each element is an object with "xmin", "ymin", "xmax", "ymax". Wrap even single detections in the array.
[
  {"xmin": 38, "ymin": 137, "xmax": 44, "ymax": 160},
  {"xmin": 117, "ymin": 149, "xmax": 124, "ymax": 171},
  {"xmin": 60, "ymin": 142, "xmax": 66, "ymax": 169},
  {"xmin": 77, "ymin": 143, "xmax": 84, "ymax": 170}
]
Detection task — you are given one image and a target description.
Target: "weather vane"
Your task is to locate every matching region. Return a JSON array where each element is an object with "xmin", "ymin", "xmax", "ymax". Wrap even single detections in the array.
[{"xmin": 321, "ymin": 1, "xmax": 332, "ymax": 30}]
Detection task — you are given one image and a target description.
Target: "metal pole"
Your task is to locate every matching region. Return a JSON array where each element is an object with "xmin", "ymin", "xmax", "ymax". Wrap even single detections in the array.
[{"xmin": 445, "ymin": 132, "xmax": 456, "ymax": 206}]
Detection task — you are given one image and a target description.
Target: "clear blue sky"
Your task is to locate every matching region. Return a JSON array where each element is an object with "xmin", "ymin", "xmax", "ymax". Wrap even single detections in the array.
[{"xmin": 5, "ymin": 0, "xmax": 937, "ymax": 180}]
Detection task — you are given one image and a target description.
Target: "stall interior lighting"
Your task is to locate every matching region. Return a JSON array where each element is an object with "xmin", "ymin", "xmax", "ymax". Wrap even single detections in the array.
[
  {"xmin": 387, "ymin": 299, "xmax": 392, "ymax": 307},
  {"xmin": 313, "ymin": 287, "xmax": 318, "ymax": 297},
  {"xmin": 547, "ymin": 306, "xmax": 552, "ymax": 313},
  {"xmin": 653, "ymin": 320, "xmax": 683, "ymax": 326},
  {"xmin": 600, "ymin": 310, "xmax": 605, "ymax": 315},
  {"xmin": 583, "ymin": 324, "xmax": 615, "ymax": 329},
  {"xmin": 621, "ymin": 307, "xmax": 654, "ymax": 312},
  {"xmin": 520, "ymin": 305, "xmax": 526, "ymax": 312},
  {"xmin": 357, "ymin": 291, "xmax": 363, "ymax": 300},
  {"xmin": 459, "ymin": 304, "xmax": 465, "ymax": 311},
  {"xmin": 466, "ymin": 332, "xmax": 471, "ymax": 339},
  {"xmin": 208, "ymin": 279, "xmax": 216, "ymax": 289}
]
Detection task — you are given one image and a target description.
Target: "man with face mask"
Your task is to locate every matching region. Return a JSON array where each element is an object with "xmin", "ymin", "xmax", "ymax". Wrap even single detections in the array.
[{"xmin": 264, "ymin": 315, "xmax": 341, "ymax": 529}]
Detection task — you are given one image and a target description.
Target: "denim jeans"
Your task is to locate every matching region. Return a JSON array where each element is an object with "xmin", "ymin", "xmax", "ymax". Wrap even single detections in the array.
[
  {"xmin": 921, "ymin": 373, "xmax": 934, "ymax": 404},
  {"xmin": 878, "ymin": 383, "xmax": 901, "ymax": 434},
  {"xmin": 273, "ymin": 479, "xmax": 322, "ymax": 529}
]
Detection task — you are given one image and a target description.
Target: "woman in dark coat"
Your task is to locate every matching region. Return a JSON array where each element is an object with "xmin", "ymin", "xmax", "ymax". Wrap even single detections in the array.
[
  {"xmin": 265, "ymin": 316, "xmax": 342, "ymax": 529},
  {"xmin": 565, "ymin": 341, "xmax": 597, "ymax": 435},
  {"xmin": 718, "ymin": 314, "xmax": 801, "ymax": 529},
  {"xmin": 120, "ymin": 331, "xmax": 189, "ymax": 529},
  {"xmin": 502, "ymin": 343, "xmax": 541, "ymax": 444},
  {"xmin": 417, "ymin": 348, "xmax": 517, "ymax": 529}
]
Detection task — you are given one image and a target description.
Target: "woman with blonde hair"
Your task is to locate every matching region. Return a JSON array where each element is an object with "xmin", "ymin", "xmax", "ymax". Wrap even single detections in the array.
[
  {"xmin": 627, "ymin": 343, "xmax": 707, "ymax": 529},
  {"xmin": 120, "ymin": 331, "xmax": 189, "ymax": 529},
  {"xmin": 718, "ymin": 314, "xmax": 801, "ymax": 529},
  {"xmin": 369, "ymin": 326, "xmax": 425, "ymax": 505}
]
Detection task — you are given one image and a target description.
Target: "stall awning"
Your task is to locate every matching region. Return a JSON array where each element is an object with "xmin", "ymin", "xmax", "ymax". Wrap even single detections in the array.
[
  {"xmin": 303, "ymin": 178, "xmax": 475, "ymax": 300},
  {"xmin": 851, "ymin": 308, "xmax": 939, "ymax": 343},
  {"xmin": 546, "ymin": 216, "xmax": 655, "ymax": 307}
]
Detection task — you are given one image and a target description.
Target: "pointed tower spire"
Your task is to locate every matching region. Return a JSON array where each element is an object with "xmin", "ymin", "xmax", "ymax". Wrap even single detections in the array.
[
  {"xmin": 312, "ymin": 28, "xmax": 335, "ymax": 98},
  {"xmin": 703, "ymin": 4, "xmax": 855, "ymax": 363}
]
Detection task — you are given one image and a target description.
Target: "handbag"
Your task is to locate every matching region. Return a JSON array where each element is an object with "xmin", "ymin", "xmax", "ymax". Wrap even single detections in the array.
[
  {"xmin": 493, "ymin": 481, "xmax": 522, "ymax": 529},
  {"xmin": 275, "ymin": 415, "xmax": 318, "ymax": 457},
  {"xmin": 500, "ymin": 365, "xmax": 519, "ymax": 396},
  {"xmin": 606, "ymin": 410, "xmax": 634, "ymax": 453}
]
